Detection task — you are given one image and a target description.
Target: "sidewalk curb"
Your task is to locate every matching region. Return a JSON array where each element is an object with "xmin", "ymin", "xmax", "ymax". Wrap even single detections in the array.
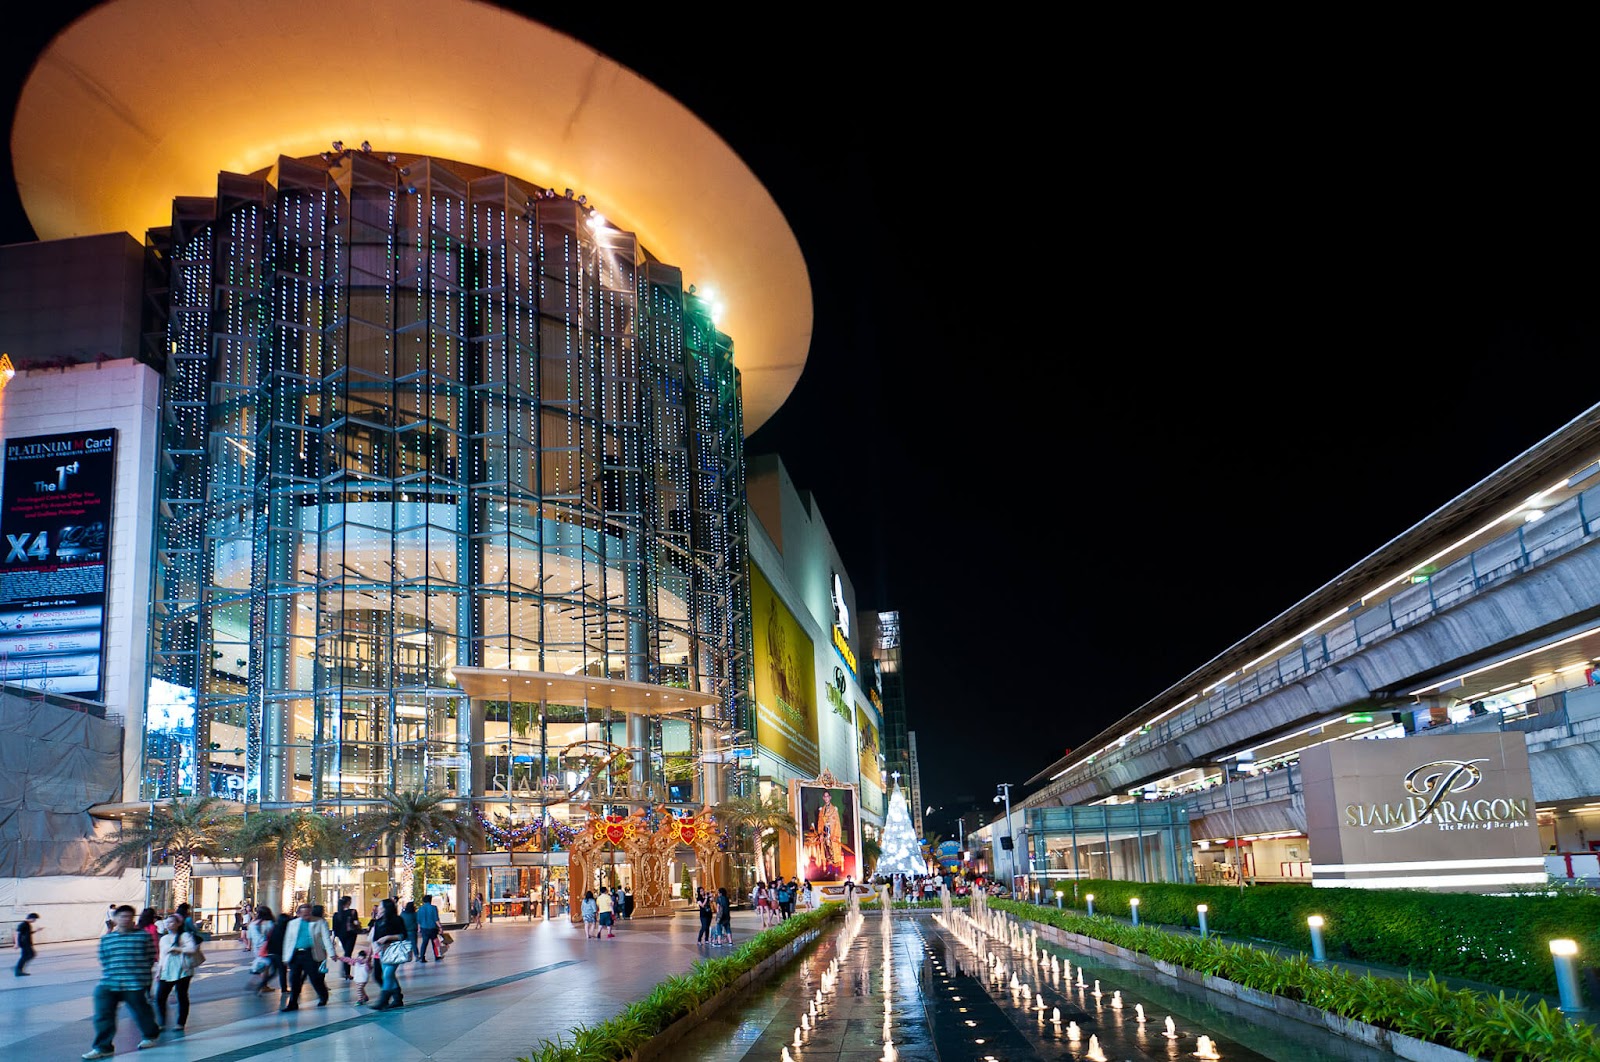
[
  {"xmin": 1030, "ymin": 921, "xmax": 1481, "ymax": 1062},
  {"xmin": 625, "ymin": 925, "xmax": 825, "ymax": 1062}
]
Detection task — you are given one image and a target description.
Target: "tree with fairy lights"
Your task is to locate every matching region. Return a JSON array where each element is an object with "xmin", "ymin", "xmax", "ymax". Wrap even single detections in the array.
[
  {"xmin": 95, "ymin": 795, "xmax": 232, "ymax": 906},
  {"xmin": 351, "ymin": 789, "xmax": 483, "ymax": 902},
  {"xmin": 873, "ymin": 774, "xmax": 926, "ymax": 880}
]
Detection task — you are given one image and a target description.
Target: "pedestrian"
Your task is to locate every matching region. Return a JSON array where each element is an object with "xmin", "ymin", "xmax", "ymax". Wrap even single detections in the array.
[
  {"xmin": 331, "ymin": 896, "xmax": 361, "ymax": 979},
  {"xmin": 416, "ymin": 894, "xmax": 442, "ymax": 962},
  {"xmin": 803, "ymin": 881, "xmax": 816, "ymax": 911},
  {"xmin": 469, "ymin": 892, "xmax": 484, "ymax": 929},
  {"xmin": 232, "ymin": 898, "xmax": 247, "ymax": 942},
  {"xmin": 175, "ymin": 902, "xmax": 202, "ymax": 942},
  {"xmin": 279, "ymin": 903, "xmax": 333, "ymax": 1011},
  {"xmin": 266, "ymin": 911, "xmax": 292, "ymax": 994},
  {"xmin": 331, "ymin": 946, "xmax": 372, "ymax": 1003},
  {"xmin": 13, "ymin": 912, "xmax": 39, "ymax": 976},
  {"xmin": 81, "ymin": 904, "xmax": 161, "ymax": 1058},
  {"xmin": 581, "ymin": 890, "xmax": 597, "ymax": 939},
  {"xmin": 401, "ymin": 900, "xmax": 419, "ymax": 958},
  {"xmin": 369, "ymin": 897, "xmax": 412, "ymax": 1011},
  {"xmin": 155, "ymin": 912, "xmax": 200, "ymax": 1033},
  {"xmin": 103, "ymin": 902, "xmax": 117, "ymax": 934},
  {"xmin": 695, "ymin": 887, "xmax": 712, "ymax": 945},
  {"xmin": 753, "ymin": 881, "xmax": 769, "ymax": 927},
  {"xmin": 716, "ymin": 889, "xmax": 732, "ymax": 946},
  {"xmin": 622, "ymin": 887, "xmax": 634, "ymax": 920},
  {"xmin": 136, "ymin": 907, "xmax": 161, "ymax": 946},
  {"xmin": 596, "ymin": 887, "xmax": 615, "ymax": 939},
  {"xmin": 247, "ymin": 905, "xmax": 276, "ymax": 989}
]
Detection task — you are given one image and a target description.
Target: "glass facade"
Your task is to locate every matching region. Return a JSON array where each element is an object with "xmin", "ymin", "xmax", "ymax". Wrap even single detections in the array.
[
  {"xmin": 1025, "ymin": 802, "xmax": 1194, "ymax": 884},
  {"xmin": 142, "ymin": 153, "xmax": 751, "ymax": 825}
]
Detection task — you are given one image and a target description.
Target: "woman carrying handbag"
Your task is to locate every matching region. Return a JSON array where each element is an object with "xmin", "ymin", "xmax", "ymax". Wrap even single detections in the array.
[{"xmin": 368, "ymin": 897, "xmax": 413, "ymax": 1011}]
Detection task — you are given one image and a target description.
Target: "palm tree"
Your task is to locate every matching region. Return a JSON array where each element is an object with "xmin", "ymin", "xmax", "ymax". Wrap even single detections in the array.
[
  {"xmin": 714, "ymin": 790, "xmax": 798, "ymax": 883},
  {"xmin": 350, "ymin": 789, "xmax": 483, "ymax": 901},
  {"xmin": 231, "ymin": 810, "xmax": 349, "ymax": 911},
  {"xmin": 95, "ymin": 795, "xmax": 234, "ymax": 905}
]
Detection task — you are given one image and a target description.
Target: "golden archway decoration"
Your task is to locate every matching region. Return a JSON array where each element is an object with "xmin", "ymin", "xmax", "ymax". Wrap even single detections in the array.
[{"xmin": 564, "ymin": 805, "xmax": 724, "ymax": 920}]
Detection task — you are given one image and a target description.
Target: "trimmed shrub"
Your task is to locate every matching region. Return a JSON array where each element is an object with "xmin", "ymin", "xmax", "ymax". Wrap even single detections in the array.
[{"xmin": 1042, "ymin": 878, "xmax": 1600, "ymax": 993}]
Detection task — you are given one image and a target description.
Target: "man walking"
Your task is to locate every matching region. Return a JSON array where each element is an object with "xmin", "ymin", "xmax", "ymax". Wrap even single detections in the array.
[
  {"xmin": 415, "ymin": 894, "xmax": 441, "ymax": 962},
  {"xmin": 82, "ymin": 905, "xmax": 160, "ymax": 1058},
  {"xmin": 13, "ymin": 913, "xmax": 39, "ymax": 975},
  {"xmin": 279, "ymin": 903, "xmax": 333, "ymax": 1010}
]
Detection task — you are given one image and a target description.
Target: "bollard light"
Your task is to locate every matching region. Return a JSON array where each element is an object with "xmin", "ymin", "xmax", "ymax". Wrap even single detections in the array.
[
  {"xmin": 1130, "ymin": 898, "xmax": 1140, "ymax": 927},
  {"xmin": 1196, "ymin": 904, "xmax": 1209, "ymax": 939},
  {"xmin": 1056, "ymin": 890, "xmax": 1063, "ymax": 909},
  {"xmin": 1086, "ymin": 893, "xmax": 1095, "ymax": 917},
  {"xmin": 1550, "ymin": 939, "xmax": 1584, "ymax": 1014},
  {"xmin": 1307, "ymin": 915, "xmax": 1326, "ymax": 962}
]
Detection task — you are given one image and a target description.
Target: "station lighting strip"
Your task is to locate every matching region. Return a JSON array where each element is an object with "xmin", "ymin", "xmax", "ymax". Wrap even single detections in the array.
[{"xmin": 1055, "ymin": 467, "xmax": 1599, "ymax": 783}]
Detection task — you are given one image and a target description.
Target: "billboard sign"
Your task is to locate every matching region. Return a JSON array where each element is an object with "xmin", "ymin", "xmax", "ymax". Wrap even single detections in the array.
[
  {"xmin": 1300, "ymin": 733, "xmax": 1543, "ymax": 891},
  {"xmin": 751, "ymin": 564, "xmax": 820, "ymax": 776},
  {"xmin": 795, "ymin": 781, "xmax": 860, "ymax": 885},
  {"xmin": 856, "ymin": 701, "xmax": 882, "ymax": 789},
  {"xmin": 0, "ymin": 429, "xmax": 116, "ymax": 696}
]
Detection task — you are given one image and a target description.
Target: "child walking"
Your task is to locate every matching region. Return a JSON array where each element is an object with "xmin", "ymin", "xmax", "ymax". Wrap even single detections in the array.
[{"xmin": 332, "ymin": 948, "xmax": 372, "ymax": 1004}]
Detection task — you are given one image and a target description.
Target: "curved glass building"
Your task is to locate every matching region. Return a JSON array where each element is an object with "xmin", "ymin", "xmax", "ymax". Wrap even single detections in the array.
[{"xmin": 144, "ymin": 153, "xmax": 750, "ymax": 844}]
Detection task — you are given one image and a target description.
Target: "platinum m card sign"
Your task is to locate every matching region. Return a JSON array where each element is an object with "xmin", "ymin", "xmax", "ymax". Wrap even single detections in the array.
[{"xmin": 0, "ymin": 430, "xmax": 116, "ymax": 696}]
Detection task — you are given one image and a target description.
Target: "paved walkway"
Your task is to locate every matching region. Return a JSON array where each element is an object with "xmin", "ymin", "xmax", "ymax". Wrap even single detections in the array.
[{"xmin": 1, "ymin": 908, "xmax": 762, "ymax": 1061}]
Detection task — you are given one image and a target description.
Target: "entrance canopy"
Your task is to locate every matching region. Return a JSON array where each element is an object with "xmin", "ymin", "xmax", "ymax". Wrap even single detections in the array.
[{"xmin": 450, "ymin": 668, "xmax": 718, "ymax": 715}]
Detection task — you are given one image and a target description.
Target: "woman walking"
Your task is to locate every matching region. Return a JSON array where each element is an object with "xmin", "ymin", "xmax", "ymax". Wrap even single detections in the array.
[
  {"xmin": 596, "ymin": 888, "xmax": 615, "ymax": 939},
  {"xmin": 137, "ymin": 907, "xmax": 162, "ymax": 946},
  {"xmin": 580, "ymin": 891, "xmax": 597, "ymax": 939},
  {"xmin": 155, "ymin": 912, "xmax": 200, "ymax": 1033},
  {"xmin": 368, "ymin": 898, "xmax": 411, "ymax": 1011},
  {"xmin": 401, "ymin": 901, "xmax": 419, "ymax": 960},
  {"xmin": 331, "ymin": 896, "xmax": 361, "ymax": 980},
  {"xmin": 247, "ymin": 906, "xmax": 275, "ymax": 990},
  {"xmin": 266, "ymin": 911, "xmax": 291, "ymax": 994},
  {"xmin": 714, "ymin": 887, "xmax": 731, "ymax": 947}
]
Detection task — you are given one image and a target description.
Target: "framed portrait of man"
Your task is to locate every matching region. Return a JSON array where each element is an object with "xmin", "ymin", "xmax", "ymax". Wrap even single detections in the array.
[{"xmin": 793, "ymin": 779, "xmax": 860, "ymax": 885}]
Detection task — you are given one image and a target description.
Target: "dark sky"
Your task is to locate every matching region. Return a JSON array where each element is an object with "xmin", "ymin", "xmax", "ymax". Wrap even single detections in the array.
[{"xmin": 7, "ymin": 7, "xmax": 1600, "ymax": 833}]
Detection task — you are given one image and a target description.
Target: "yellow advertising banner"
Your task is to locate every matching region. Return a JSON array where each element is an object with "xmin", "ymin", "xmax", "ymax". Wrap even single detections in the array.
[
  {"xmin": 751, "ymin": 565, "xmax": 820, "ymax": 776},
  {"xmin": 856, "ymin": 702, "xmax": 881, "ymax": 789}
]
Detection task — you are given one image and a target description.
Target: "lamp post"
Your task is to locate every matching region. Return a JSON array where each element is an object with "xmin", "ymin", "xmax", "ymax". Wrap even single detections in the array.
[
  {"xmin": 1551, "ymin": 940, "xmax": 1584, "ymax": 1013},
  {"xmin": 1130, "ymin": 897, "xmax": 1140, "ymax": 927},
  {"xmin": 994, "ymin": 783, "xmax": 1014, "ymax": 894},
  {"xmin": 1197, "ymin": 903, "xmax": 1209, "ymax": 938},
  {"xmin": 1086, "ymin": 892, "xmax": 1095, "ymax": 916},
  {"xmin": 1308, "ymin": 916, "xmax": 1327, "ymax": 962},
  {"xmin": 1055, "ymin": 889, "xmax": 1063, "ymax": 909}
]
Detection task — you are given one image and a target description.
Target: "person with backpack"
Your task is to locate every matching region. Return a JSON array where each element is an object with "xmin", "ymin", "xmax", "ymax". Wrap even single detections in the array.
[
  {"xmin": 155, "ymin": 912, "xmax": 201, "ymax": 1032},
  {"xmin": 713, "ymin": 887, "xmax": 731, "ymax": 946}
]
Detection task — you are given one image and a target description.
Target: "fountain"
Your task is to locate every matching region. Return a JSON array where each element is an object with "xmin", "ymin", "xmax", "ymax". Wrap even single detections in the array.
[
  {"xmin": 1067, "ymin": 1021, "xmax": 1081, "ymax": 1042},
  {"xmin": 1092, "ymin": 978, "xmax": 1102, "ymax": 999},
  {"xmin": 1195, "ymin": 1035, "xmax": 1221, "ymax": 1059},
  {"xmin": 1135, "ymin": 1003, "xmax": 1146, "ymax": 1023},
  {"xmin": 1077, "ymin": 970, "xmax": 1087, "ymax": 988},
  {"xmin": 1086, "ymin": 1035, "xmax": 1108, "ymax": 1061},
  {"xmin": 1111, "ymin": 990, "xmax": 1122, "ymax": 1009},
  {"xmin": 881, "ymin": 1041, "xmax": 898, "ymax": 1062},
  {"xmin": 794, "ymin": 1028, "xmax": 802, "ymax": 1047},
  {"xmin": 801, "ymin": 1014, "xmax": 811, "ymax": 1031},
  {"xmin": 1164, "ymin": 1016, "xmax": 1178, "ymax": 1039},
  {"xmin": 783, "ymin": 1049, "xmax": 794, "ymax": 1062},
  {"xmin": 1051, "ymin": 1007, "xmax": 1062, "ymax": 1026}
]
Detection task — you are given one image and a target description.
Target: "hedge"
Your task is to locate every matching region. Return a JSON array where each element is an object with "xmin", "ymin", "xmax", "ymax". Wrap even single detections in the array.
[
  {"xmin": 1040, "ymin": 879, "xmax": 1600, "ymax": 994},
  {"xmin": 987, "ymin": 900, "xmax": 1599, "ymax": 1062}
]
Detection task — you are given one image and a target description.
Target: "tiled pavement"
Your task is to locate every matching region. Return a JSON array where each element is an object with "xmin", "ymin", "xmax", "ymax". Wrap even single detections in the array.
[{"xmin": 1, "ymin": 908, "xmax": 762, "ymax": 1061}]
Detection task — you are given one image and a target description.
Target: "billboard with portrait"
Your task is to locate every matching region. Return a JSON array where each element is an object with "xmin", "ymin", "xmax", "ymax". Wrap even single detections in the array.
[
  {"xmin": 795, "ymin": 781, "xmax": 860, "ymax": 884},
  {"xmin": 0, "ymin": 429, "xmax": 116, "ymax": 696},
  {"xmin": 751, "ymin": 564, "xmax": 820, "ymax": 776}
]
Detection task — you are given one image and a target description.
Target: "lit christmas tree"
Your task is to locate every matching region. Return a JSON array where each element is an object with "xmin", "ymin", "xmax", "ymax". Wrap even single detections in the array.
[{"xmin": 874, "ymin": 773, "xmax": 927, "ymax": 878}]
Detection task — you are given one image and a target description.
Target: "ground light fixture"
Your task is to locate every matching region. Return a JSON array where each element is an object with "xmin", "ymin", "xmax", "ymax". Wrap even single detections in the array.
[
  {"xmin": 1086, "ymin": 893, "xmax": 1095, "ymax": 916},
  {"xmin": 1055, "ymin": 890, "xmax": 1063, "ymax": 909},
  {"xmin": 1308, "ymin": 915, "xmax": 1327, "ymax": 962},
  {"xmin": 1196, "ymin": 903, "xmax": 1209, "ymax": 938},
  {"xmin": 1550, "ymin": 939, "xmax": 1584, "ymax": 1013},
  {"xmin": 1129, "ymin": 898, "xmax": 1140, "ymax": 926}
]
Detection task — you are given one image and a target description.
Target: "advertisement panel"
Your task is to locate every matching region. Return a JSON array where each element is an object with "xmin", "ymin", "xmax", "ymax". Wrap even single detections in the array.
[
  {"xmin": 795, "ymin": 781, "xmax": 860, "ymax": 884},
  {"xmin": 751, "ymin": 564, "xmax": 820, "ymax": 776},
  {"xmin": 856, "ymin": 701, "xmax": 882, "ymax": 789},
  {"xmin": 0, "ymin": 429, "xmax": 116, "ymax": 696},
  {"xmin": 1300, "ymin": 733, "xmax": 1544, "ymax": 891}
]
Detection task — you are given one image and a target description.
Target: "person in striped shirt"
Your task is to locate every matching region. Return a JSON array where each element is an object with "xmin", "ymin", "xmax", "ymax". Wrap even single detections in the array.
[{"xmin": 82, "ymin": 905, "xmax": 161, "ymax": 1059}]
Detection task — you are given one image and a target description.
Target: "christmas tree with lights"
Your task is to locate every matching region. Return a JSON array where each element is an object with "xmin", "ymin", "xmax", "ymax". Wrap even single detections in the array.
[{"xmin": 873, "ymin": 773, "xmax": 927, "ymax": 878}]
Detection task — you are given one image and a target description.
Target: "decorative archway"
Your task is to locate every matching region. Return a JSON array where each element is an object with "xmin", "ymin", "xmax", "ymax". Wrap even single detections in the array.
[{"xmin": 565, "ymin": 805, "xmax": 723, "ymax": 920}]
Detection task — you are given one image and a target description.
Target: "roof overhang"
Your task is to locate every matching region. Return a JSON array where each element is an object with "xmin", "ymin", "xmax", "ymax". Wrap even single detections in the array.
[
  {"xmin": 10, "ymin": 0, "xmax": 810, "ymax": 433},
  {"xmin": 450, "ymin": 667, "xmax": 717, "ymax": 714}
]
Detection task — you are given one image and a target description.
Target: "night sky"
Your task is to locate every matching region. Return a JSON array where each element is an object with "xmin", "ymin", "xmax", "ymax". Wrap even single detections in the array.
[{"xmin": 5, "ymin": 7, "xmax": 1600, "ymax": 834}]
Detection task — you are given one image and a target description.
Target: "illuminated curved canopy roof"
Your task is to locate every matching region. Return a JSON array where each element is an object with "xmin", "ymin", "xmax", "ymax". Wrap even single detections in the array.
[{"xmin": 10, "ymin": 0, "xmax": 809, "ymax": 433}]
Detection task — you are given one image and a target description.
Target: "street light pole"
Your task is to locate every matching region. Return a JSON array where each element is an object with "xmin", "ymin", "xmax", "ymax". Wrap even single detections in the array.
[{"xmin": 995, "ymin": 783, "xmax": 1014, "ymax": 894}]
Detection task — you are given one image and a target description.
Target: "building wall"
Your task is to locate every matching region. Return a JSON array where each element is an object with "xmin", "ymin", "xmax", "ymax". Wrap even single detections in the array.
[
  {"xmin": 0, "ymin": 233, "xmax": 144, "ymax": 369},
  {"xmin": 0, "ymin": 358, "xmax": 161, "ymax": 798}
]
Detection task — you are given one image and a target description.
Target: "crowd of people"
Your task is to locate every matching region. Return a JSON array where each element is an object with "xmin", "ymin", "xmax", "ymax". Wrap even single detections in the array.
[{"xmin": 70, "ymin": 892, "xmax": 464, "ymax": 1058}]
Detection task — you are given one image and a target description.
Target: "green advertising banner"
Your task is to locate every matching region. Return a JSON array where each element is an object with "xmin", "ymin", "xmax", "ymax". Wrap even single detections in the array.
[{"xmin": 751, "ymin": 565, "xmax": 819, "ymax": 776}]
